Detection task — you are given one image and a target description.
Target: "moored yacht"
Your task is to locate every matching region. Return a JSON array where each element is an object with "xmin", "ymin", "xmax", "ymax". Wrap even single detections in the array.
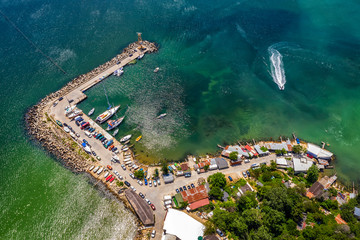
[
  {"xmin": 106, "ymin": 116, "xmax": 125, "ymax": 130},
  {"xmin": 120, "ymin": 134, "xmax": 132, "ymax": 142},
  {"xmin": 96, "ymin": 105, "xmax": 120, "ymax": 124}
]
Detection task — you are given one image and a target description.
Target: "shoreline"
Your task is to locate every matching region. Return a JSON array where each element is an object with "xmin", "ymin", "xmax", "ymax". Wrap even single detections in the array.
[{"xmin": 25, "ymin": 38, "xmax": 348, "ymax": 240}]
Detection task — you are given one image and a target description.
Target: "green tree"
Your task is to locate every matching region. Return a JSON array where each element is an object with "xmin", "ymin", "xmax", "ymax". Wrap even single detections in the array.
[
  {"xmin": 204, "ymin": 221, "xmax": 216, "ymax": 235},
  {"xmin": 306, "ymin": 165, "xmax": 319, "ymax": 184},
  {"xmin": 242, "ymin": 209, "xmax": 263, "ymax": 230},
  {"xmin": 153, "ymin": 168, "xmax": 159, "ymax": 178},
  {"xmin": 179, "ymin": 201, "xmax": 189, "ymax": 209},
  {"xmin": 292, "ymin": 145, "xmax": 305, "ymax": 154},
  {"xmin": 275, "ymin": 150, "xmax": 282, "ymax": 155},
  {"xmin": 270, "ymin": 160, "xmax": 277, "ymax": 171},
  {"xmin": 249, "ymin": 225, "xmax": 271, "ymax": 240},
  {"xmin": 321, "ymin": 199, "xmax": 338, "ymax": 211},
  {"xmin": 134, "ymin": 170, "xmax": 144, "ymax": 179},
  {"xmin": 237, "ymin": 192, "xmax": 258, "ymax": 212},
  {"xmin": 262, "ymin": 172, "xmax": 272, "ymax": 182},
  {"xmin": 260, "ymin": 146, "xmax": 268, "ymax": 152},
  {"xmin": 208, "ymin": 172, "xmax": 227, "ymax": 188},
  {"xmin": 161, "ymin": 162, "xmax": 169, "ymax": 175},
  {"xmin": 116, "ymin": 181, "xmax": 124, "ymax": 187},
  {"xmin": 229, "ymin": 151, "xmax": 238, "ymax": 161},
  {"xmin": 287, "ymin": 167, "xmax": 295, "ymax": 177},
  {"xmin": 230, "ymin": 217, "xmax": 248, "ymax": 237},
  {"xmin": 262, "ymin": 187, "xmax": 291, "ymax": 214},
  {"xmin": 264, "ymin": 208, "xmax": 285, "ymax": 235},
  {"xmin": 212, "ymin": 208, "xmax": 238, "ymax": 232},
  {"xmin": 281, "ymin": 148, "xmax": 287, "ymax": 155},
  {"xmin": 204, "ymin": 165, "xmax": 210, "ymax": 171},
  {"xmin": 209, "ymin": 186, "xmax": 224, "ymax": 200}
]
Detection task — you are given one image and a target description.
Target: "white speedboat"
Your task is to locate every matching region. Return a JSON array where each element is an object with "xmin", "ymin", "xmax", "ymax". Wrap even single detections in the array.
[
  {"xmin": 120, "ymin": 134, "xmax": 132, "ymax": 142},
  {"xmin": 106, "ymin": 116, "xmax": 125, "ymax": 130},
  {"xmin": 154, "ymin": 67, "xmax": 159, "ymax": 73},
  {"xmin": 112, "ymin": 129, "xmax": 119, "ymax": 137},
  {"xmin": 113, "ymin": 67, "xmax": 124, "ymax": 76},
  {"xmin": 157, "ymin": 113, "xmax": 167, "ymax": 119},
  {"xmin": 64, "ymin": 105, "xmax": 76, "ymax": 116},
  {"xmin": 104, "ymin": 172, "xmax": 109, "ymax": 178},
  {"xmin": 88, "ymin": 108, "xmax": 95, "ymax": 116},
  {"xmin": 96, "ymin": 105, "xmax": 121, "ymax": 124},
  {"xmin": 68, "ymin": 110, "xmax": 82, "ymax": 119},
  {"xmin": 89, "ymin": 166, "xmax": 95, "ymax": 171},
  {"xmin": 97, "ymin": 167, "xmax": 103, "ymax": 175},
  {"xmin": 137, "ymin": 54, "xmax": 144, "ymax": 60},
  {"xmin": 93, "ymin": 166, "xmax": 99, "ymax": 173}
]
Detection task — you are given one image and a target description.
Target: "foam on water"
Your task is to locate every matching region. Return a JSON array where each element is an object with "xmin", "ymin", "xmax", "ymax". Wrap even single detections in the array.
[{"xmin": 268, "ymin": 45, "xmax": 286, "ymax": 90}]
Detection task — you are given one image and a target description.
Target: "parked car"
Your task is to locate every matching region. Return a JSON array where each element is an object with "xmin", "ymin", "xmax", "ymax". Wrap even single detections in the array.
[
  {"xmin": 149, "ymin": 181, "xmax": 152, "ymax": 187},
  {"xmin": 242, "ymin": 172, "xmax": 247, "ymax": 178},
  {"xmin": 58, "ymin": 97, "xmax": 63, "ymax": 101},
  {"xmin": 191, "ymin": 183, "xmax": 195, "ymax": 188},
  {"xmin": 246, "ymin": 170, "xmax": 251, "ymax": 177},
  {"xmin": 124, "ymin": 181, "xmax": 131, "ymax": 187},
  {"xmin": 153, "ymin": 180, "xmax": 157, "ymax": 187},
  {"xmin": 121, "ymin": 164, "xmax": 126, "ymax": 170},
  {"xmin": 150, "ymin": 204, "xmax": 156, "ymax": 211},
  {"xmin": 107, "ymin": 165, "xmax": 112, "ymax": 170},
  {"xmin": 144, "ymin": 179, "xmax": 148, "ymax": 185},
  {"xmin": 179, "ymin": 187, "xmax": 183, "ymax": 192},
  {"xmin": 187, "ymin": 185, "xmax": 191, "ymax": 190},
  {"xmin": 145, "ymin": 199, "xmax": 151, "ymax": 205},
  {"xmin": 92, "ymin": 151, "xmax": 96, "ymax": 156},
  {"xmin": 183, "ymin": 185, "xmax": 186, "ymax": 190},
  {"xmin": 129, "ymin": 173, "xmax": 135, "ymax": 179},
  {"xmin": 228, "ymin": 176, "xmax": 233, "ymax": 181},
  {"xmin": 96, "ymin": 156, "xmax": 101, "ymax": 161},
  {"xmin": 138, "ymin": 180, "xmax": 143, "ymax": 186},
  {"xmin": 151, "ymin": 230, "xmax": 156, "ymax": 238},
  {"xmin": 130, "ymin": 186, "xmax": 136, "ymax": 192},
  {"xmin": 216, "ymin": 229, "xmax": 225, "ymax": 237},
  {"xmin": 244, "ymin": 159, "xmax": 250, "ymax": 163},
  {"xmin": 139, "ymin": 192, "xmax": 145, "ymax": 199},
  {"xmin": 157, "ymin": 179, "xmax": 161, "ymax": 185},
  {"xmin": 176, "ymin": 189, "xmax": 180, "ymax": 193}
]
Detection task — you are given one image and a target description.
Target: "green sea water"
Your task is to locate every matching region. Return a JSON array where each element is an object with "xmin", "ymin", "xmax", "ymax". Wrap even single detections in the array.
[{"xmin": 1, "ymin": 0, "xmax": 360, "ymax": 238}]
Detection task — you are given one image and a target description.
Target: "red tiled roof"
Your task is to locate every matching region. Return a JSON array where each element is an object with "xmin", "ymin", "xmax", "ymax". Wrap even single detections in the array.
[
  {"xmin": 181, "ymin": 163, "xmax": 189, "ymax": 171},
  {"xmin": 181, "ymin": 185, "xmax": 208, "ymax": 203},
  {"xmin": 335, "ymin": 214, "xmax": 347, "ymax": 225},
  {"xmin": 189, "ymin": 198, "xmax": 210, "ymax": 210}
]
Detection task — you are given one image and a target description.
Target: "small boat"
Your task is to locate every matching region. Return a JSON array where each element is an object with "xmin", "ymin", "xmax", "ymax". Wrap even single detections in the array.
[
  {"xmin": 68, "ymin": 110, "xmax": 83, "ymax": 119},
  {"xmin": 97, "ymin": 167, "xmax": 103, "ymax": 175},
  {"xmin": 157, "ymin": 113, "xmax": 167, "ymax": 119},
  {"xmin": 121, "ymin": 145, "xmax": 128, "ymax": 150},
  {"xmin": 112, "ymin": 129, "xmax": 119, "ymax": 137},
  {"xmin": 135, "ymin": 136, "xmax": 142, "ymax": 142},
  {"xmin": 120, "ymin": 134, "xmax": 132, "ymax": 142},
  {"xmin": 106, "ymin": 116, "xmax": 125, "ymax": 130},
  {"xmin": 88, "ymin": 108, "xmax": 95, "ymax": 116},
  {"xmin": 113, "ymin": 67, "xmax": 124, "ymax": 76},
  {"xmin": 104, "ymin": 172, "xmax": 109, "ymax": 178},
  {"xmin": 93, "ymin": 166, "xmax": 99, "ymax": 173},
  {"xmin": 112, "ymin": 154, "xmax": 120, "ymax": 162},
  {"xmin": 89, "ymin": 166, "xmax": 95, "ymax": 171},
  {"xmin": 96, "ymin": 105, "xmax": 121, "ymax": 124},
  {"xmin": 154, "ymin": 67, "xmax": 159, "ymax": 73},
  {"xmin": 137, "ymin": 54, "xmax": 144, "ymax": 60},
  {"xmin": 64, "ymin": 105, "xmax": 76, "ymax": 116},
  {"xmin": 123, "ymin": 140, "xmax": 130, "ymax": 145}
]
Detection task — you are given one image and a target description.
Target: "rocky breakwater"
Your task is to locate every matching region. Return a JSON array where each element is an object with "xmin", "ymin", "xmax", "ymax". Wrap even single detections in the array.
[{"xmin": 25, "ymin": 41, "xmax": 158, "ymax": 172}]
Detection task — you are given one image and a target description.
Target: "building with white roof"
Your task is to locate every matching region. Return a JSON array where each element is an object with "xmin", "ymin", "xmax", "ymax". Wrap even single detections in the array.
[
  {"xmin": 162, "ymin": 209, "xmax": 204, "ymax": 240},
  {"xmin": 276, "ymin": 157, "xmax": 289, "ymax": 168},
  {"xmin": 293, "ymin": 157, "xmax": 314, "ymax": 173},
  {"xmin": 221, "ymin": 145, "xmax": 249, "ymax": 159},
  {"xmin": 254, "ymin": 145, "xmax": 270, "ymax": 156},
  {"xmin": 307, "ymin": 143, "xmax": 333, "ymax": 160}
]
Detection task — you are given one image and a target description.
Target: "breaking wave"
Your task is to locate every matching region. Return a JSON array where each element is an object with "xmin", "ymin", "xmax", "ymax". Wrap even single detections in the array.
[{"xmin": 268, "ymin": 45, "xmax": 286, "ymax": 90}]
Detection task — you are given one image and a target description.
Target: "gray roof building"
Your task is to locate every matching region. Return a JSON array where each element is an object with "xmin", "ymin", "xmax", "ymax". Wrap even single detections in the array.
[
  {"xmin": 254, "ymin": 145, "xmax": 270, "ymax": 156},
  {"xmin": 163, "ymin": 174, "xmax": 175, "ymax": 184},
  {"xmin": 354, "ymin": 207, "xmax": 360, "ymax": 220},
  {"xmin": 215, "ymin": 158, "xmax": 229, "ymax": 169}
]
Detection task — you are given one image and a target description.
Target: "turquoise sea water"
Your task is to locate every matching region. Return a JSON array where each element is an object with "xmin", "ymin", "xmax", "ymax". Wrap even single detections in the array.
[{"xmin": 1, "ymin": 0, "xmax": 360, "ymax": 238}]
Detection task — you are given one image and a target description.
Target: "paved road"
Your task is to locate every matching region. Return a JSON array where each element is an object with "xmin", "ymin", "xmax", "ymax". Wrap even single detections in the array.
[{"xmin": 47, "ymin": 48, "xmax": 277, "ymax": 240}]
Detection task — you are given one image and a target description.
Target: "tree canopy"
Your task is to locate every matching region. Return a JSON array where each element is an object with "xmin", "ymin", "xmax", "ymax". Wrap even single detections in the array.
[
  {"xmin": 229, "ymin": 151, "xmax": 238, "ymax": 161},
  {"xmin": 208, "ymin": 172, "xmax": 227, "ymax": 189},
  {"xmin": 306, "ymin": 165, "xmax": 319, "ymax": 184},
  {"xmin": 134, "ymin": 170, "xmax": 144, "ymax": 179}
]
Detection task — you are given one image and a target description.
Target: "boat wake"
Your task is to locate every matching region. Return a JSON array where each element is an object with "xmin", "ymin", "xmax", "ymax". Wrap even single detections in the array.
[{"xmin": 268, "ymin": 45, "xmax": 286, "ymax": 90}]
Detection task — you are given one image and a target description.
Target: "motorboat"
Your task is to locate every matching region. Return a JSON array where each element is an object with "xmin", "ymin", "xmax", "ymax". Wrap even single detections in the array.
[
  {"xmin": 137, "ymin": 54, "xmax": 144, "ymax": 60},
  {"xmin": 135, "ymin": 135, "xmax": 142, "ymax": 142},
  {"xmin": 106, "ymin": 116, "xmax": 125, "ymax": 130},
  {"xmin": 156, "ymin": 113, "xmax": 167, "ymax": 119},
  {"xmin": 112, "ymin": 129, "xmax": 119, "ymax": 136},
  {"xmin": 96, "ymin": 105, "xmax": 120, "ymax": 123},
  {"xmin": 154, "ymin": 67, "xmax": 159, "ymax": 73},
  {"xmin": 120, "ymin": 134, "xmax": 132, "ymax": 142},
  {"xmin": 88, "ymin": 108, "xmax": 95, "ymax": 116}
]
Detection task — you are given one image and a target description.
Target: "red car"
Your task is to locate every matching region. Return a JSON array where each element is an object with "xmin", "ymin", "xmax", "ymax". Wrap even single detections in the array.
[
  {"xmin": 150, "ymin": 204, "xmax": 156, "ymax": 211},
  {"xmin": 106, "ymin": 175, "xmax": 112, "ymax": 182},
  {"xmin": 109, "ymin": 145, "xmax": 115, "ymax": 151},
  {"xmin": 109, "ymin": 176, "xmax": 115, "ymax": 183},
  {"xmin": 107, "ymin": 165, "xmax": 113, "ymax": 170}
]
